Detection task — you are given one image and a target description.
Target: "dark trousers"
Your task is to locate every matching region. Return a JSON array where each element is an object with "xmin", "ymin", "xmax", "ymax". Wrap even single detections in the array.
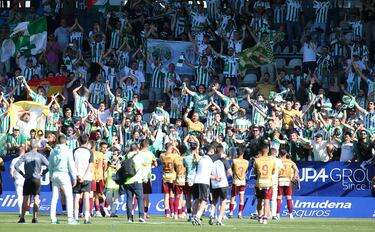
[
  {"xmin": 124, "ymin": 182, "xmax": 144, "ymax": 220},
  {"xmin": 286, "ymin": 21, "xmax": 302, "ymax": 53}
]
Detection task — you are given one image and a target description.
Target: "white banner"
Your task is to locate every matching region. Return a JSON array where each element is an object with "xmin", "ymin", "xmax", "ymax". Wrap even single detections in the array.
[{"xmin": 146, "ymin": 39, "xmax": 196, "ymax": 75}]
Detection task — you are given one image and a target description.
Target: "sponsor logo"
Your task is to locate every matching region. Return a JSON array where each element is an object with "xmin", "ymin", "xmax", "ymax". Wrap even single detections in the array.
[
  {"xmin": 294, "ymin": 200, "xmax": 352, "ymax": 209},
  {"xmin": 0, "ymin": 193, "xmax": 50, "ymax": 211},
  {"xmin": 282, "ymin": 200, "xmax": 352, "ymax": 218},
  {"xmin": 300, "ymin": 167, "xmax": 373, "ymax": 191}
]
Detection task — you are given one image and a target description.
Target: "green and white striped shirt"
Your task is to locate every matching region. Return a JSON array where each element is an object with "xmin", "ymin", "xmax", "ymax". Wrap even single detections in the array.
[
  {"xmin": 222, "ymin": 55, "xmax": 239, "ymax": 77},
  {"xmin": 150, "ymin": 64, "xmax": 165, "ymax": 89},
  {"xmin": 170, "ymin": 96, "xmax": 183, "ymax": 119},
  {"xmin": 285, "ymin": 0, "xmax": 302, "ymax": 22},
  {"xmin": 116, "ymin": 50, "xmax": 130, "ymax": 69},
  {"xmin": 22, "ymin": 66, "xmax": 36, "ymax": 81},
  {"xmin": 234, "ymin": 117, "xmax": 252, "ymax": 130},
  {"xmin": 122, "ymin": 126, "xmax": 132, "ymax": 147},
  {"xmin": 67, "ymin": 135, "xmax": 78, "ymax": 151},
  {"xmin": 70, "ymin": 31, "xmax": 83, "ymax": 51},
  {"xmin": 252, "ymin": 103, "xmax": 267, "ymax": 126},
  {"xmin": 110, "ymin": 29, "xmax": 121, "ymax": 50},
  {"xmin": 30, "ymin": 92, "xmax": 47, "ymax": 105},
  {"xmin": 0, "ymin": 106, "xmax": 10, "ymax": 134},
  {"xmin": 90, "ymin": 41, "xmax": 105, "ymax": 63},
  {"xmin": 195, "ymin": 65, "xmax": 212, "ymax": 88},
  {"xmin": 121, "ymin": 83, "xmax": 135, "ymax": 102},
  {"xmin": 102, "ymin": 65, "xmax": 118, "ymax": 90},
  {"xmin": 89, "ymin": 82, "xmax": 107, "ymax": 105},
  {"xmin": 45, "ymin": 110, "xmax": 60, "ymax": 132},
  {"xmin": 74, "ymin": 94, "xmax": 88, "ymax": 118},
  {"xmin": 211, "ymin": 122, "xmax": 226, "ymax": 139},
  {"xmin": 313, "ymin": 1, "xmax": 330, "ymax": 24},
  {"xmin": 206, "ymin": 0, "xmax": 219, "ymax": 22}
]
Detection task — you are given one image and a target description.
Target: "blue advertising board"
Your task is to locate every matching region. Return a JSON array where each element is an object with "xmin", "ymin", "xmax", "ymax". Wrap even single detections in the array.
[
  {"xmin": 1, "ymin": 154, "xmax": 375, "ymax": 217},
  {"xmin": 1, "ymin": 191, "xmax": 375, "ymax": 218},
  {"xmin": 1, "ymin": 156, "xmax": 374, "ymax": 197}
]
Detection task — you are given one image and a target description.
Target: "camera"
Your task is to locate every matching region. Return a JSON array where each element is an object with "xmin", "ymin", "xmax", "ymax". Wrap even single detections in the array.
[{"xmin": 15, "ymin": 76, "xmax": 24, "ymax": 82}]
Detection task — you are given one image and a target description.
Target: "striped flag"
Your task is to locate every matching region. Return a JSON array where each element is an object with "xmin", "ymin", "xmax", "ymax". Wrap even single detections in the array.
[
  {"xmin": 0, "ymin": 17, "xmax": 47, "ymax": 62},
  {"xmin": 238, "ymin": 44, "xmax": 274, "ymax": 74}
]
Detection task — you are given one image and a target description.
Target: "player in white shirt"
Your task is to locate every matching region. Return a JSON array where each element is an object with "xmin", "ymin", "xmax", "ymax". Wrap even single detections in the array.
[
  {"xmin": 73, "ymin": 134, "xmax": 94, "ymax": 224},
  {"xmin": 192, "ymin": 145, "xmax": 214, "ymax": 225},
  {"xmin": 208, "ymin": 145, "xmax": 232, "ymax": 226}
]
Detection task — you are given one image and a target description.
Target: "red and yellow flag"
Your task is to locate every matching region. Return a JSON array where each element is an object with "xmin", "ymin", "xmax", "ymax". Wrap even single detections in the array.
[{"xmin": 27, "ymin": 76, "xmax": 66, "ymax": 100}]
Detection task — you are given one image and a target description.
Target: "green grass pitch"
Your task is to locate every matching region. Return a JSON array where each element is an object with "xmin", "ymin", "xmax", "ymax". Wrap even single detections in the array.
[{"xmin": 0, "ymin": 213, "xmax": 374, "ymax": 232}]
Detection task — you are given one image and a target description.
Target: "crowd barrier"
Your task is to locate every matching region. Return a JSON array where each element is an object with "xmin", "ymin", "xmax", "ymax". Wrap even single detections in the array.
[{"xmin": 1, "ymin": 157, "xmax": 374, "ymax": 217}]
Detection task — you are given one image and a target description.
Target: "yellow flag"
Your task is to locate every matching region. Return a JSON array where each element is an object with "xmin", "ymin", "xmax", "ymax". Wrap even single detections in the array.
[{"xmin": 9, "ymin": 101, "xmax": 50, "ymax": 134}]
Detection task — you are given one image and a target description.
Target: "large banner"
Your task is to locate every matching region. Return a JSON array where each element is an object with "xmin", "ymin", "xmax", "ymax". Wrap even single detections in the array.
[
  {"xmin": 146, "ymin": 39, "xmax": 196, "ymax": 75},
  {"xmin": 0, "ymin": 158, "xmax": 374, "ymax": 197},
  {"xmin": 1, "ymin": 191, "xmax": 375, "ymax": 218},
  {"xmin": 27, "ymin": 76, "xmax": 66, "ymax": 100},
  {"xmin": 8, "ymin": 101, "xmax": 50, "ymax": 133}
]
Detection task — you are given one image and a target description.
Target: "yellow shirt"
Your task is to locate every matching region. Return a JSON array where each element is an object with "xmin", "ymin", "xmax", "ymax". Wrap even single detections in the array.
[
  {"xmin": 92, "ymin": 151, "xmax": 105, "ymax": 181},
  {"xmin": 174, "ymin": 155, "xmax": 186, "ymax": 186},
  {"xmin": 279, "ymin": 159, "xmax": 296, "ymax": 185},
  {"xmin": 160, "ymin": 153, "xmax": 177, "ymax": 182},
  {"xmin": 186, "ymin": 118, "xmax": 204, "ymax": 133},
  {"xmin": 256, "ymin": 83, "xmax": 276, "ymax": 100},
  {"xmin": 282, "ymin": 108, "xmax": 301, "ymax": 129},
  {"xmin": 254, "ymin": 156, "xmax": 276, "ymax": 188},
  {"xmin": 232, "ymin": 158, "xmax": 249, "ymax": 186}
]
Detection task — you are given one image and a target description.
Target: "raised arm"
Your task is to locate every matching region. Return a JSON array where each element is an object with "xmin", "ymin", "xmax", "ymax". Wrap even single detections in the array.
[
  {"xmin": 183, "ymin": 108, "xmax": 192, "ymax": 123},
  {"xmin": 248, "ymin": 97, "xmax": 267, "ymax": 118},
  {"xmin": 47, "ymin": 94, "xmax": 58, "ymax": 108},
  {"xmin": 182, "ymin": 83, "xmax": 196, "ymax": 96},
  {"xmin": 212, "ymin": 86, "xmax": 226, "ymax": 100},
  {"xmin": 354, "ymin": 98, "xmax": 367, "ymax": 114},
  {"xmin": 22, "ymin": 78, "xmax": 34, "ymax": 95},
  {"xmin": 72, "ymin": 83, "xmax": 83, "ymax": 98}
]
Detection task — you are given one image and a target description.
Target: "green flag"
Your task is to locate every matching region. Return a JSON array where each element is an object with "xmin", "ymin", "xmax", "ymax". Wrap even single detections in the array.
[
  {"xmin": 1, "ymin": 17, "xmax": 47, "ymax": 62},
  {"xmin": 238, "ymin": 43, "xmax": 274, "ymax": 74}
]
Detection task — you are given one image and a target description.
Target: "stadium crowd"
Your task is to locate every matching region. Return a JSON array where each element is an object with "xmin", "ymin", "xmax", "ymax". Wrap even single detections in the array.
[{"xmin": 0, "ymin": 0, "xmax": 374, "ymax": 226}]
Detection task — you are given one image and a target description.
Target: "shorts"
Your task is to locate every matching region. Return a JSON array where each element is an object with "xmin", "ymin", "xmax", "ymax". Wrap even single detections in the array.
[
  {"xmin": 278, "ymin": 184, "xmax": 293, "ymax": 196},
  {"xmin": 192, "ymin": 183, "xmax": 210, "ymax": 202},
  {"xmin": 95, "ymin": 180, "xmax": 105, "ymax": 193},
  {"xmin": 143, "ymin": 179, "xmax": 152, "ymax": 194},
  {"xmin": 231, "ymin": 185, "xmax": 246, "ymax": 196},
  {"xmin": 175, "ymin": 185, "xmax": 185, "ymax": 195},
  {"xmin": 149, "ymin": 87, "xmax": 163, "ymax": 102},
  {"xmin": 183, "ymin": 183, "xmax": 193, "ymax": 195},
  {"xmin": 91, "ymin": 181, "xmax": 96, "ymax": 191},
  {"xmin": 211, "ymin": 187, "xmax": 228, "ymax": 201},
  {"xmin": 162, "ymin": 181, "xmax": 175, "ymax": 194},
  {"xmin": 255, "ymin": 187, "xmax": 273, "ymax": 200},
  {"xmin": 73, "ymin": 181, "xmax": 92, "ymax": 194},
  {"xmin": 23, "ymin": 178, "xmax": 41, "ymax": 196}
]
